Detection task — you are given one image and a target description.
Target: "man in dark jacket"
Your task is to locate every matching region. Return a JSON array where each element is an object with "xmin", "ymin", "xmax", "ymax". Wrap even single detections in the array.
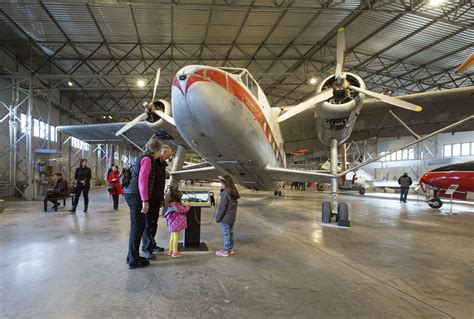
[
  {"xmin": 142, "ymin": 145, "xmax": 173, "ymax": 257},
  {"xmin": 44, "ymin": 173, "xmax": 69, "ymax": 211},
  {"xmin": 70, "ymin": 159, "xmax": 92, "ymax": 213},
  {"xmin": 398, "ymin": 172, "xmax": 413, "ymax": 203}
]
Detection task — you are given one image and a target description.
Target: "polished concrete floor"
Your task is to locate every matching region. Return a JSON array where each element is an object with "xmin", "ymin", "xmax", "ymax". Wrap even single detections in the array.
[{"xmin": 1, "ymin": 187, "xmax": 473, "ymax": 318}]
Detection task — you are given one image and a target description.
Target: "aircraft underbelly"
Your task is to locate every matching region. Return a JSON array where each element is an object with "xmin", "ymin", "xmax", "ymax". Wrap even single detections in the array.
[{"xmin": 172, "ymin": 82, "xmax": 280, "ymax": 190}]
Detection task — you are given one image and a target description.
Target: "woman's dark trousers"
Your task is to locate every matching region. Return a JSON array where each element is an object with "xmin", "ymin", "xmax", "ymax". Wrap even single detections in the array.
[
  {"xmin": 124, "ymin": 193, "xmax": 145, "ymax": 265},
  {"xmin": 72, "ymin": 183, "xmax": 90, "ymax": 211},
  {"xmin": 112, "ymin": 194, "xmax": 119, "ymax": 209}
]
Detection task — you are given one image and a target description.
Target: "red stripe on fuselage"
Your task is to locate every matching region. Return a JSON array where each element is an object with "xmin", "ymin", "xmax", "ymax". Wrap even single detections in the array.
[
  {"xmin": 172, "ymin": 77, "xmax": 184, "ymax": 95},
  {"xmin": 183, "ymin": 68, "xmax": 282, "ymax": 164}
]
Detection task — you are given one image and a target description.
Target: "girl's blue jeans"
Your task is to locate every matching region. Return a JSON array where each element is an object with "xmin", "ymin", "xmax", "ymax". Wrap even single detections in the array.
[{"xmin": 221, "ymin": 223, "xmax": 234, "ymax": 251}]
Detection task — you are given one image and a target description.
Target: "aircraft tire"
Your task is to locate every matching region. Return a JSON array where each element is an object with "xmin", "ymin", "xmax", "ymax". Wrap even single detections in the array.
[
  {"xmin": 278, "ymin": 191, "xmax": 282, "ymax": 196},
  {"xmin": 321, "ymin": 201, "xmax": 332, "ymax": 223},
  {"xmin": 337, "ymin": 202, "xmax": 350, "ymax": 227},
  {"xmin": 359, "ymin": 187, "xmax": 366, "ymax": 195},
  {"xmin": 428, "ymin": 198, "xmax": 443, "ymax": 209}
]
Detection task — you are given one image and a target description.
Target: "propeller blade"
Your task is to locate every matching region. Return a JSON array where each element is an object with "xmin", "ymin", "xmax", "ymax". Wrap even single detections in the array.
[
  {"xmin": 153, "ymin": 110, "xmax": 176, "ymax": 127},
  {"xmin": 116, "ymin": 113, "xmax": 148, "ymax": 136},
  {"xmin": 348, "ymin": 85, "xmax": 422, "ymax": 112},
  {"xmin": 278, "ymin": 89, "xmax": 334, "ymax": 123},
  {"xmin": 335, "ymin": 26, "xmax": 345, "ymax": 79},
  {"xmin": 151, "ymin": 68, "xmax": 161, "ymax": 104}
]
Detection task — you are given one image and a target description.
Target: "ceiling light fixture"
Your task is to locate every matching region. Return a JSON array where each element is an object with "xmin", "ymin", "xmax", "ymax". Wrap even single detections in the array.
[
  {"xmin": 108, "ymin": 115, "xmax": 113, "ymax": 119},
  {"xmin": 309, "ymin": 77, "xmax": 318, "ymax": 85},
  {"xmin": 137, "ymin": 79, "xmax": 146, "ymax": 87},
  {"xmin": 67, "ymin": 81, "xmax": 73, "ymax": 87}
]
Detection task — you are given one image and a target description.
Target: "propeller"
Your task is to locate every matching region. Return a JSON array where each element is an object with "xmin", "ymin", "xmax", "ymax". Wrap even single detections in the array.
[
  {"xmin": 151, "ymin": 68, "xmax": 161, "ymax": 105},
  {"xmin": 278, "ymin": 26, "xmax": 423, "ymax": 123},
  {"xmin": 278, "ymin": 89, "xmax": 334, "ymax": 122},
  {"xmin": 115, "ymin": 68, "xmax": 162, "ymax": 136},
  {"xmin": 348, "ymin": 85, "xmax": 422, "ymax": 112},
  {"xmin": 335, "ymin": 26, "xmax": 345, "ymax": 79},
  {"xmin": 153, "ymin": 110, "xmax": 176, "ymax": 126}
]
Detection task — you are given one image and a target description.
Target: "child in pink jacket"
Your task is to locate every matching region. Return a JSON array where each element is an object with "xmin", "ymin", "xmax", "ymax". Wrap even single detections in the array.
[{"xmin": 163, "ymin": 188, "xmax": 190, "ymax": 258}]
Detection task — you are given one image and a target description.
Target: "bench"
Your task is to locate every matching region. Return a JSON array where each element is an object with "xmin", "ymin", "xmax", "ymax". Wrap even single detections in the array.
[{"xmin": 44, "ymin": 194, "xmax": 75, "ymax": 212}]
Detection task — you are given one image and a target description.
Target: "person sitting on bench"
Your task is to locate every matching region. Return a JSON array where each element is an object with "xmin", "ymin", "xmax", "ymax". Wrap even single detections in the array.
[{"xmin": 44, "ymin": 173, "xmax": 69, "ymax": 210}]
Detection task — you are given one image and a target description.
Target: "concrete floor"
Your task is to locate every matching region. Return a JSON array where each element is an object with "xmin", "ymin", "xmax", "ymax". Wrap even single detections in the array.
[{"xmin": 0, "ymin": 187, "xmax": 473, "ymax": 319}]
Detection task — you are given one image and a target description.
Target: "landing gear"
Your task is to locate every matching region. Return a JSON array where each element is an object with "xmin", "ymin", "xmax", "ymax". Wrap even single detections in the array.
[
  {"xmin": 320, "ymin": 138, "xmax": 350, "ymax": 227},
  {"xmin": 273, "ymin": 190, "xmax": 282, "ymax": 196},
  {"xmin": 320, "ymin": 201, "xmax": 351, "ymax": 227},
  {"xmin": 428, "ymin": 198, "xmax": 443, "ymax": 209},
  {"xmin": 358, "ymin": 187, "xmax": 366, "ymax": 195}
]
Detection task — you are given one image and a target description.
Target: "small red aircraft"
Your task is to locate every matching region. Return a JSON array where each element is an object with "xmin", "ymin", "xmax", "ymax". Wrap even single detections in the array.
[{"xmin": 420, "ymin": 161, "xmax": 474, "ymax": 208}]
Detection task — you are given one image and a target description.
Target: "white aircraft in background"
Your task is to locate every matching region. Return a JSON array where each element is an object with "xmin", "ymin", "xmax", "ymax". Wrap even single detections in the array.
[{"xmin": 59, "ymin": 28, "xmax": 474, "ymax": 226}]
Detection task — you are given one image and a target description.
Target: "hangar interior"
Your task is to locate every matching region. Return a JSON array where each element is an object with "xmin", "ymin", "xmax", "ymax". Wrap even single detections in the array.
[{"xmin": 0, "ymin": 1, "xmax": 473, "ymax": 318}]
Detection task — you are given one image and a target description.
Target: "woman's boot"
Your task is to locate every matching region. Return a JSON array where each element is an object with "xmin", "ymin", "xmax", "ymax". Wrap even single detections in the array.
[
  {"xmin": 83, "ymin": 204, "xmax": 88, "ymax": 213},
  {"xmin": 69, "ymin": 206, "xmax": 76, "ymax": 213}
]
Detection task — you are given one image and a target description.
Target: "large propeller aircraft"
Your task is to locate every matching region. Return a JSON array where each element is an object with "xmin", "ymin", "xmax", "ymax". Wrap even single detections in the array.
[{"xmin": 59, "ymin": 27, "xmax": 474, "ymax": 226}]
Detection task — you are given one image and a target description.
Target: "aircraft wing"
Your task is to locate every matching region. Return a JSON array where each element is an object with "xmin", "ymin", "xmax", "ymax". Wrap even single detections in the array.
[
  {"xmin": 280, "ymin": 86, "xmax": 474, "ymax": 152},
  {"xmin": 170, "ymin": 166, "xmax": 223, "ymax": 181},
  {"xmin": 264, "ymin": 165, "xmax": 333, "ymax": 183},
  {"xmin": 57, "ymin": 122, "xmax": 182, "ymax": 147}
]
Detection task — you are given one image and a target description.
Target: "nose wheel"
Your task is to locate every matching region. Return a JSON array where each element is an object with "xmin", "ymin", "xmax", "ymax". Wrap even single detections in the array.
[
  {"xmin": 321, "ymin": 201, "xmax": 350, "ymax": 227},
  {"xmin": 428, "ymin": 198, "xmax": 443, "ymax": 209},
  {"xmin": 274, "ymin": 190, "xmax": 282, "ymax": 196}
]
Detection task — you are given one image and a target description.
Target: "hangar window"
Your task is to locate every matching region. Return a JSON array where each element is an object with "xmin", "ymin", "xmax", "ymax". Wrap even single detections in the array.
[
  {"xmin": 20, "ymin": 113, "xmax": 31, "ymax": 134},
  {"xmin": 443, "ymin": 142, "xmax": 473, "ymax": 157},
  {"xmin": 50, "ymin": 126, "xmax": 57, "ymax": 143},
  {"xmin": 443, "ymin": 144, "xmax": 452, "ymax": 157},
  {"xmin": 33, "ymin": 119, "xmax": 40, "ymax": 137},
  {"xmin": 380, "ymin": 148, "xmax": 415, "ymax": 162},
  {"xmin": 452, "ymin": 143, "xmax": 461, "ymax": 157}
]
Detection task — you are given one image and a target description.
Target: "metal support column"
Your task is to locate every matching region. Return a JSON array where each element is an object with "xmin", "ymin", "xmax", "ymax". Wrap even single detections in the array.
[
  {"xmin": 330, "ymin": 138, "xmax": 338, "ymax": 209},
  {"xmin": 168, "ymin": 145, "xmax": 186, "ymax": 189},
  {"xmin": 23, "ymin": 77, "xmax": 33, "ymax": 200}
]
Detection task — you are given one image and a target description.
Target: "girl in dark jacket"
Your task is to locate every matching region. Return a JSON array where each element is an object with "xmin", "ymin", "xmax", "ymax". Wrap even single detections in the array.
[
  {"xmin": 70, "ymin": 159, "xmax": 92, "ymax": 213},
  {"xmin": 107, "ymin": 165, "xmax": 123, "ymax": 210},
  {"xmin": 215, "ymin": 175, "xmax": 240, "ymax": 257}
]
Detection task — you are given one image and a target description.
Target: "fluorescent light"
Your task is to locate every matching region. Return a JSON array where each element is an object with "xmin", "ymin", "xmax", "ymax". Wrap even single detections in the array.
[
  {"xmin": 429, "ymin": 0, "xmax": 444, "ymax": 6},
  {"xmin": 309, "ymin": 77, "xmax": 318, "ymax": 85},
  {"xmin": 67, "ymin": 81, "xmax": 73, "ymax": 87},
  {"xmin": 137, "ymin": 79, "xmax": 146, "ymax": 87},
  {"xmin": 108, "ymin": 115, "xmax": 112, "ymax": 119}
]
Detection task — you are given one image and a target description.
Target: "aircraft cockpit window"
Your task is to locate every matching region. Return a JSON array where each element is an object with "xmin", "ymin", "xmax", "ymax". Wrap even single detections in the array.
[{"xmin": 242, "ymin": 72, "xmax": 259, "ymax": 100}]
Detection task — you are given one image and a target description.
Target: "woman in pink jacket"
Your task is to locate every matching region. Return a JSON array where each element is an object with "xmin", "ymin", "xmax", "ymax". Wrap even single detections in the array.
[{"xmin": 122, "ymin": 139, "xmax": 162, "ymax": 269}]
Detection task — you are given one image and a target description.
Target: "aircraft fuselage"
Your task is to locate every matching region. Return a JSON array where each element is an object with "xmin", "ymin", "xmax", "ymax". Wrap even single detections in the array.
[{"xmin": 172, "ymin": 65, "xmax": 285, "ymax": 190}]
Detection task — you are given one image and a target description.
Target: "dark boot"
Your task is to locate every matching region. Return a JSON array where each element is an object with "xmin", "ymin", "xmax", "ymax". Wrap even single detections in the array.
[
  {"xmin": 69, "ymin": 206, "xmax": 76, "ymax": 213},
  {"xmin": 83, "ymin": 204, "xmax": 88, "ymax": 213}
]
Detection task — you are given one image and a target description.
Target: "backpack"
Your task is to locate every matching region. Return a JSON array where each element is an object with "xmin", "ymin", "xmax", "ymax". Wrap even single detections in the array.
[{"xmin": 120, "ymin": 167, "xmax": 131, "ymax": 188}]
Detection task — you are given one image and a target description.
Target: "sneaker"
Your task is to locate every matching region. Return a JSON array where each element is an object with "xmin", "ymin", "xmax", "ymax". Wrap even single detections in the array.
[
  {"xmin": 140, "ymin": 250, "xmax": 156, "ymax": 260},
  {"xmin": 230, "ymin": 250, "xmax": 235, "ymax": 255},
  {"xmin": 167, "ymin": 251, "xmax": 173, "ymax": 256},
  {"xmin": 129, "ymin": 259, "xmax": 150, "ymax": 269},
  {"xmin": 215, "ymin": 250, "xmax": 229, "ymax": 257},
  {"xmin": 171, "ymin": 252, "xmax": 183, "ymax": 258}
]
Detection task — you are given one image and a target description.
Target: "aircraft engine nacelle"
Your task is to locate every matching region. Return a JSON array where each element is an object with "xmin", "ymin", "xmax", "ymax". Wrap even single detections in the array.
[
  {"xmin": 315, "ymin": 72, "xmax": 366, "ymax": 145},
  {"xmin": 146, "ymin": 99, "xmax": 172, "ymax": 131}
]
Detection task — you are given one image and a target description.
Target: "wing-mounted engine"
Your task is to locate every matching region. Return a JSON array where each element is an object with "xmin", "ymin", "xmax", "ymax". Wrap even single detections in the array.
[
  {"xmin": 146, "ymin": 99, "xmax": 172, "ymax": 130},
  {"xmin": 315, "ymin": 72, "xmax": 365, "ymax": 144},
  {"xmin": 278, "ymin": 26, "xmax": 421, "ymax": 147}
]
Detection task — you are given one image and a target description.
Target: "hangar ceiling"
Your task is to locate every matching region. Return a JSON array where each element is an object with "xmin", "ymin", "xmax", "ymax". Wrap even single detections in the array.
[{"xmin": 0, "ymin": 0, "xmax": 472, "ymax": 123}]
